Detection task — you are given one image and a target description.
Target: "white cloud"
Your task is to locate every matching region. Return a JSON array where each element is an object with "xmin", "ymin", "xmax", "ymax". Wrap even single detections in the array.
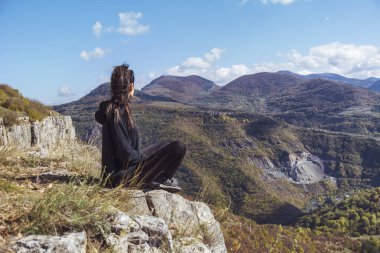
[
  {"xmin": 117, "ymin": 12, "xmax": 149, "ymax": 35},
  {"xmin": 163, "ymin": 42, "xmax": 380, "ymax": 85},
  {"xmin": 166, "ymin": 48, "xmax": 225, "ymax": 74},
  {"xmin": 205, "ymin": 48, "xmax": 225, "ymax": 62},
  {"xmin": 166, "ymin": 48, "xmax": 253, "ymax": 83},
  {"xmin": 57, "ymin": 85, "xmax": 75, "ymax": 97},
  {"xmin": 80, "ymin": 47, "xmax": 108, "ymax": 61},
  {"xmin": 92, "ymin": 21, "xmax": 102, "ymax": 38}
]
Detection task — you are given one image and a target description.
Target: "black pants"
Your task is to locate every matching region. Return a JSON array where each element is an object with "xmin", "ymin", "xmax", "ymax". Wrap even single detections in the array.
[{"xmin": 112, "ymin": 140, "xmax": 186, "ymax": 187}]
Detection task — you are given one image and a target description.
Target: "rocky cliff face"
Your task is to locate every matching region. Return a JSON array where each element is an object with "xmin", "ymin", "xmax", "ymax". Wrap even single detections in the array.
[{"xmin": 0, "ymin": 115, "xmax": 76, "ymax": 150}]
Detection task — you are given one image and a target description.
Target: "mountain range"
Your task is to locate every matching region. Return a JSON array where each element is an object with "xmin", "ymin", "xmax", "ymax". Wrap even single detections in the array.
[
  {"xmin": 53, "ymin": 71, "xmax": 380, "ymax": 226},
  {"xmin": 277, "ymin": 70, "xmax": 380, "ymax": 89}
]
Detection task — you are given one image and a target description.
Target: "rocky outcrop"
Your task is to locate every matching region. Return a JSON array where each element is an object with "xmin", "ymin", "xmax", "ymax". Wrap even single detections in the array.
[
  {"xmin": 280, "ymin": 151, "xmax": 326, "ymax": 184},
  {"xmin": 106, "ymin": 190, "xmax": 226, "ymax": 253},
  {"xmin": 5, "ymin": 190, "xmax": 227, "ymax": 253},
  {"xmin": 106, "ymin": 211, "xmax": 174, "ymax": 252},
  {"xmin": 10, "ymin": 232, "xmax": 86, "ymax": 253},
  {"xmin": 0, "ymin": 115, "xmax": 76, "ymax": 150},
  {"xmin": 145, "ymin": 190, "xmax": 226, "ymax": 252}
]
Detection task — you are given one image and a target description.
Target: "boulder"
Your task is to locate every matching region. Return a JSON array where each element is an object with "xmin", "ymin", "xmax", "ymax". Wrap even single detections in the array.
[
  {"xmin": 145, "ymin": 190, "xmax": 226, "ymax": 253},
  {"xmin": 106, "ymin": 211, "xmax": 173, "ymax": 252},
  {"xmin": 10, "ymin": 231, "xmax": 86, "ymax": 253}
]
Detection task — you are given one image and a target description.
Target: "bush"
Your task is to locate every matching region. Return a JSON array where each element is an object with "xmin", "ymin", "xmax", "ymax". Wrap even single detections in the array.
[
  {"xmin": 361, "ymin": 238, "xmax": 380, "ymax": 253},
  {"xmin": 0, "ymin": 84, "xmax": 51, "ymax": 122},
  {"xmin": 0, "ymin": 89, "xmax": 8, "ymax": 105}
]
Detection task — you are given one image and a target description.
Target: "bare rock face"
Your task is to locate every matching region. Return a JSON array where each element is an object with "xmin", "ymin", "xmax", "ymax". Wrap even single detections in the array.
[
  {"xmin": 107, "ymin": 211, "xmax": 173, "ymax": 253},
  {"xmin": 280, "ymin": 151, "xmax": 326, "ymax": 184},
  {"xmin": 0, "ymin": 115, "xmax": 76, "ymax": 151},
  {"xmin": 10, "ymin": 232, "xmax": 86, "ymax": 253},
  {"xmin": 145, "ymin": 190, "xmax": 227, "ymax": 253}
]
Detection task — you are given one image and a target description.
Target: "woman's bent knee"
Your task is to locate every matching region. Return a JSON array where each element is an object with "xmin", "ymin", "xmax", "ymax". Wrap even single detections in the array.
[{"xmin": 170, "ymin": 140, "xmax": 186, "ymax": 155}]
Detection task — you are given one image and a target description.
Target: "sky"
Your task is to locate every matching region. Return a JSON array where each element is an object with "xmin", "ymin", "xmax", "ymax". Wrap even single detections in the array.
[{"xmin": 0, "ymin": 0, "xmax": 380, "ymax": 105}]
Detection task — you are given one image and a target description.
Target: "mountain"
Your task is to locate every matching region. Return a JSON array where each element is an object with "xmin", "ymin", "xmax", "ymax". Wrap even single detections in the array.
[
  {"xmin": 194, "ymin": 72, "xmax": 380, "ymax": 137},
  {"xmin": 53, "ymin": 82, "xmax": 183, "ymax": 138},
  {"xmin": 369, "ymin": 80, "xmax": 380, "ymax": 92},
  {"xmin": 277, "ymin": 70, "xmax": 380, "ymax": 88},
  {"xmin": 141, "ymin": 75, "xmax": 219, "ymax": 102},
  {"xmin": 198, "ymin": 71, "xmax": 380, "ymax": 114}
]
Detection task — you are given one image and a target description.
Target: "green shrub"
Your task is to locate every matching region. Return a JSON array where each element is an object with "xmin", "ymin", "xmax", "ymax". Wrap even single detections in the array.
[
  {"xmin": 0, "ymin": 84, "xmax": 51, "ymax": 122},
  {"xmin": 0, "ymin": 89, "xmax": 8, "ymax": 105},
  {"xmin": 361, "ymin": 238, "xmax": 380, "ymax": 253}
]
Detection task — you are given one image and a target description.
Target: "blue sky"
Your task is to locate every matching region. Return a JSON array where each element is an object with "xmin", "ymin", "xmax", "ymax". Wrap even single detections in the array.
[{"xmin": 0, "ymin": 0, "xmax": 380, "ymax": 105}]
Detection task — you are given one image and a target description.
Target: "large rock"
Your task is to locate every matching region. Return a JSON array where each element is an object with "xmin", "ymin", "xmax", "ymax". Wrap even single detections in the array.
[
  {"xmin": 107, "ymin": 190, "xmax": 226, "ymax": 253},
  {"xmin": 106, "ymin": 211, "xmax": 173, "ymax": 253},
  {"xmin": 10, "ymin": 232, "xmax": 86, "ymax": 253},
  {"xmin": 0, "ymin": 115, "xmax": 76, "ymax": 150},
  {"xmin": 145, "ymin": 190, "xmax": 227, "ymax": 253},
  {"xmin": 31, "ymin": 115, "xmax": 76, "ymax": 149}
]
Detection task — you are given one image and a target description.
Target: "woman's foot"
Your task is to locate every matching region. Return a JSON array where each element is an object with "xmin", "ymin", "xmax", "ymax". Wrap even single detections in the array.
[{"xmin": 146, "ymin": 177, "xmax": 182, "ymax": 193}]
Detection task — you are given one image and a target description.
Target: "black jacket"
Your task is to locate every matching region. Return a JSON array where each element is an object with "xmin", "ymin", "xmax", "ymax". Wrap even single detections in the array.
[{"xmin": 95, "ymin": 100, "xmax": 144, "ymax": 183}]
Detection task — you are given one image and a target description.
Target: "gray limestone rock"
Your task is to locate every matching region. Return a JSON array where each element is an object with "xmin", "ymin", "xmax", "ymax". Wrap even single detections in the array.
[
  {"xmin": 0, "ymin": 115, "xmax": 76, "ymax": 151},
  {"xmin": 10, "ymin": 231, "xmax": 86, "ymax": 253},
  {"xmin": 174, "ymin": 237, "xmax": 211, "ymax": 253},
  {"xmin": 107, "ymin": 211, "xmax": 173, "ymax": 253},
  {"xmin": 145, "ymin": 190, "xmax": 227, "ymax": 253}
]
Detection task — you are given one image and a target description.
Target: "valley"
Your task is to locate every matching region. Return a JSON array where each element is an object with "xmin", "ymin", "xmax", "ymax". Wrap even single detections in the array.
[{"xmin": 54, "ymin": 72, "xmax": 380, "ymax": 229}]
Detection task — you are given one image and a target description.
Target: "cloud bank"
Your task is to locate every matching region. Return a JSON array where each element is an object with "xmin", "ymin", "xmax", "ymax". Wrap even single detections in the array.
[{"xmin": 164, "ymin": 42, "xmax": 380, "ymax": 85}]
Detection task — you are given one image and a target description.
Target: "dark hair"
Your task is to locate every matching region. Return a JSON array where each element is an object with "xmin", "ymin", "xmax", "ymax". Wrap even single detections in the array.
[{"xmin": 105, "ymin": 63, "xmax": 135, "ymax": 130}]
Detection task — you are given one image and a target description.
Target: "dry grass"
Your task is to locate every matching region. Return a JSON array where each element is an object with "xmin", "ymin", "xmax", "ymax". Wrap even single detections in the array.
[
  {"xmin": 0, "ymin": 141, "xmax": 147, "ymax": 252},
  {"xmin": 48, "ymin": 141, "xmax": 102, "ymax": 177}
]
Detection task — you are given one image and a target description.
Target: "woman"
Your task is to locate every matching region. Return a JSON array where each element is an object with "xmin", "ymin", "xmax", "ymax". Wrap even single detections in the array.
[{"xmin": 95, "ymin": 64, "xmax": 186, "ymax": 192}]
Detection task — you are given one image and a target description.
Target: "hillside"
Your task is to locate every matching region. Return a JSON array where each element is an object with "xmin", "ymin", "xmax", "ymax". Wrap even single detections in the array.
[
  {"xmin": 142, "ymin": 75, "xmax": 219, "ymax": 102},
  {"xmin": 0, "ymin": 84, "xmax": 53, "ymax": 125},
  {"xmin": 298, "ymin": 187, "xmax": 380, "ymax": 237},
  {"xmin": 369, "ymin": 80, "xmax": 380, "ymax": 92}
]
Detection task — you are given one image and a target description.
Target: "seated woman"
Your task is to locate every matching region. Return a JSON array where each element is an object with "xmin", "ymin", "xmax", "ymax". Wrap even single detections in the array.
[{"xmin": 95, "ymin": 64, "xmax": 186, "ymax": 192}]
